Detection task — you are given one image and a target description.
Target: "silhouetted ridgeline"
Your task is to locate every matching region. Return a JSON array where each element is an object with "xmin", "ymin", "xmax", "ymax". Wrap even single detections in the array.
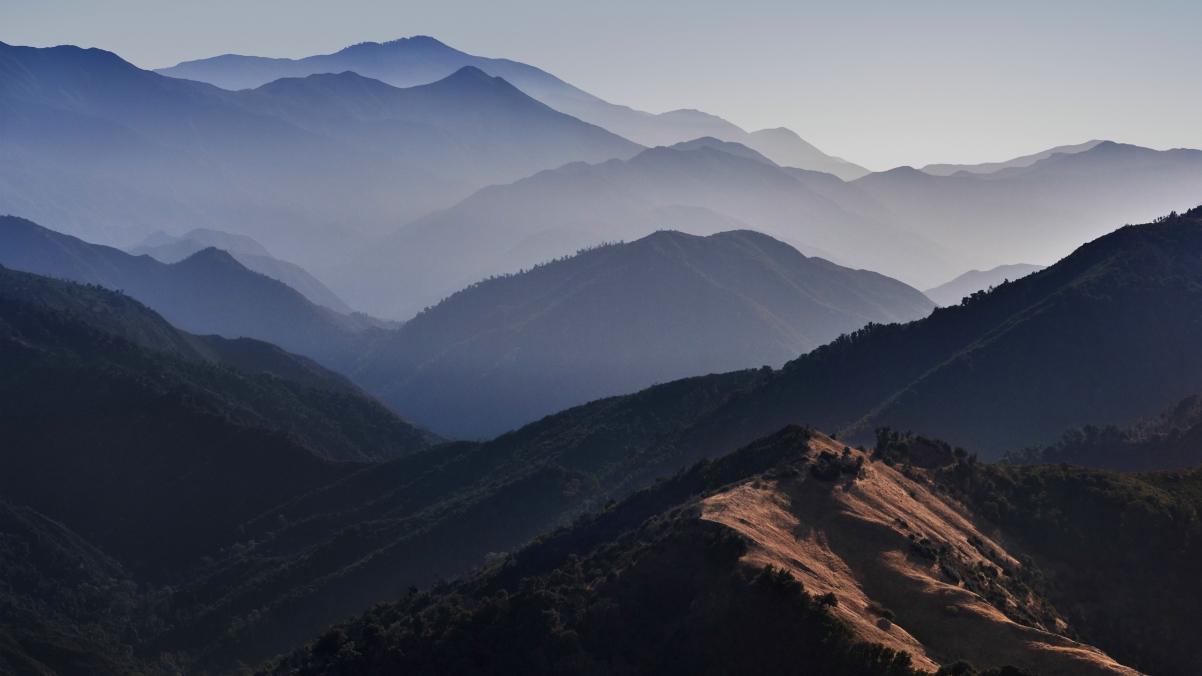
[
  {"xmin": 677, "ymin": 207, "xmax": 1202, "ymax": 458},
  {"xmin": 355, "ymin": 229, "xmax": 934, "ymax": 438}
]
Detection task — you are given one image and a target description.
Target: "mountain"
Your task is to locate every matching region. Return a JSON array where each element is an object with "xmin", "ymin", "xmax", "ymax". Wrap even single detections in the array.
[
  {"xmin": 331, "ymin": 143, "xmax": 951, "ymax": 318},
  {"xmin": 354, "ymin": 229, "xmax": 934, "ymax": 439},
  {"xmin": 0, "ymin": 42, "xmax": 640, "ymax": 267},
  {"xmin": 920, "ymin": 140, "xmax": 1104, "ymax": 176},
  {"xmin": 128, "ymin": 228, "xmax": 355, "ymax": 313},
  {"xmin": 0, "ymin": 216, "xmax": 377, "ymax": 368},
  {"xmin": 923, "ymin": 264, "xmax": 1045, "ymax": 307},
  {"xmin": 846, "ymin": 142, "xmax": 1202, "ymax": 272},
  {"xmin": 253, "ymin": 428, "xmax": 1146, "ymax": 676},
  {"xmin": 674, "ymin": 207, "xmax": 1202, "ymax": 459},
  {"xmin": 155, "ymin": 36, "xmax": 871, "ymax": 179},
  {"xmin": 1001, "ymin": 392, "xmax": 1202, "ymax": 472},
  {"xmin": 8, "ymin": 214, "xmax": 1202, "ymax": 673}
]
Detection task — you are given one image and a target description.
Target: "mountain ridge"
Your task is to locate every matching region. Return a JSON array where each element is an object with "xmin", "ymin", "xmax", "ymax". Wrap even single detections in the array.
[{"xmin": 154, "ymin": 35, "xmax": 872, "ymax": 179}]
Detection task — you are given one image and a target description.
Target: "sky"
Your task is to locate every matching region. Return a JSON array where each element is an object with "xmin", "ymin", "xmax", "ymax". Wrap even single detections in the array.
[{"xmin": 3, "ymin": 0, "xmax": 1200, "ymax": 171}]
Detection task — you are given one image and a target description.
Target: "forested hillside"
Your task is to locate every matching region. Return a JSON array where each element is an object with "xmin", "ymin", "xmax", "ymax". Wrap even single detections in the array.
[{"xmin": 679, "ymin": 208, "xmax": 1202, "ymax": 458}]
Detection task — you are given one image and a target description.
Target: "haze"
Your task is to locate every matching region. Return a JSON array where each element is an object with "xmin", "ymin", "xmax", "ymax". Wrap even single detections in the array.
[{"xmin": 4, "ymin": 0, "xmax": 1200, "ymax": 170}]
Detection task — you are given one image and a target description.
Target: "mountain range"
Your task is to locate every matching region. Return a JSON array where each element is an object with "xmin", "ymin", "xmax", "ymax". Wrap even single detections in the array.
[
  {"xmin": 8, "ymin": 31, "xmax": 1202, "ymax": 676},
  {"xmin": 5, "ymin": 210, "xmax": 1202, "ymax": 676},
  {"xmin": 155, "ymin": 36, "xmax": 871, "ymax": 180},
  {"xmin": 353, "ymin": 229, "xmax": 934, "ymax": 438},
  {"xmin": 331, "ymin": 140, "xmax": 951, "ymax": 318},
  {"xmin": 0, "ymin": 42, "xmax": 640, "ymax": 267}
]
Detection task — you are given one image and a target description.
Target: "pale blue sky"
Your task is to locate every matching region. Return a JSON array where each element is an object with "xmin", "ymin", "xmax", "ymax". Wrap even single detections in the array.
[{"xmin": 4, "ymin": 0, "xmax": 1200, "ymax": 170}]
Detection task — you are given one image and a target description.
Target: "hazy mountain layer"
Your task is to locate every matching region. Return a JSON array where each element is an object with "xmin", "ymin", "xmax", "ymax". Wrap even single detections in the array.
[
  {"xmin": 0, "ymin": 42, "xmax": 639, "ymax": 267},
  {"xmin": 846, "ymin": 142, "xmax": 1202, "ymax": 272},
  {"xmin": 0, "ymin": 216, "xmax": 373, "ymax": 368},
  {"xmin": 128, "ymin": 229, "xmax": 355, "ymax": 313},
  {"xmin": 920, "ymin": 140, "xmax": 1103, "ymax": 176},
  {"xmin": 332, "ymin": 143, "xmax": 950, "ymax": 318},
  {"xmin": 155, "ymin": 36, "xmax": 871, "ymax": 179},
  {"xmin": 923, "ymin": 263, "xmax": 1045, "ymax": 307},
  {"xmin": 355, "ymin": 229, "xmax": 934, "ymax": 438}
]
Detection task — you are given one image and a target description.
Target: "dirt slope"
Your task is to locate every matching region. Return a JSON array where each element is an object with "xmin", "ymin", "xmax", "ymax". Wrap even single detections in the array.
[{"xmin": 701, "ymin": 434, "xmax": 1140, "ymax": 675}]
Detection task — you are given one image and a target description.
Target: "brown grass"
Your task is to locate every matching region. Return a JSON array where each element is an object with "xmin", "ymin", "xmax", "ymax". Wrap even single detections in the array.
[{"xmin": 700, "ymin": 434, "xmax": 1142, "ymax": 675}]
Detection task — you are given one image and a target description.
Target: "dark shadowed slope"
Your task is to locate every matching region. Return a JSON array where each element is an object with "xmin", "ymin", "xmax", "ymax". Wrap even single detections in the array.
[
  {"xmin": 333, "ymin": 143, "xmax": 949, "ymax": 318},
  {"xmin": 0, "ymin": 266, "xmax": 441, "ymax": 584},
  {"xmin": 0, "ymin": 265, "xmax": 438, "ymax": 458},
  {"xmin": 680, "ymin": 208, "xmax": 1202, "ymax": 459},
  {"xmin": 0, "ymin": 42, "xmax": 639, "ymax": 268},
  {"xmin": 1001, "ymin": 391, "xmax": 1202, "ymax": 472},
  {"xmin": 354, "ymin": 229, "xmax": 934, "ymax": 438},
  {"xmin": 0, "ymin": 216, "xmax": 373, "ymax": 368},
  {"xmin": 2, "ymin": 266, "xmax": 773, "ymax": 669},
  {"xmin": 155, "ymin": 36, "xmax": 870, "ymax": 178},
  {"xmin": 923, "ymin": 264, "xmax": 1045, "ymax": 307}
]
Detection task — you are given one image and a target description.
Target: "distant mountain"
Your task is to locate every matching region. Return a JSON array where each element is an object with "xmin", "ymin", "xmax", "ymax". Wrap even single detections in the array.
[
  {"xmin": 128, "ymin": 229, "xmax": 354, "ymax": 313},
  {"xmin": 355, "ymin": 229, "xmax": 934, "ymax": 438},
  {"xmin": 331, "ymin": 142, "xmax": 950, "ymax": 318},
  {"xmin": 0, "ymin": 216, "xmax": 372, "ymax": 367},
  {"xmin": 923, "ymin": 263, "xmax": 1045, "ymax": 307},
  {"xmin": 129, "ymin": 226, "xmax": 270, "ymax": 257},
  {"xmin": 920, "ymin": 140, "xmax": 1103, "ymax": 176},
  {"xmin": 0, "ymin": 42, "xmax": 639, "ymax": 267},
  {"xmin": 156, "ymin": 36, "xmax": 871, "ymax": 179},
  {"xmin": 676, "ymin": 207, "xmax": 1202, "ymax": 458},
  {"xmin": 842, "ymin": 142, "xmax": 1202, "ymax": 274}
]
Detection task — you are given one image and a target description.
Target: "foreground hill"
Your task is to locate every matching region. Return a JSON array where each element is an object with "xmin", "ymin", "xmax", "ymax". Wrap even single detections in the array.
[
  {"xmin": 676, "ymin": 207, "xmax": 1202, "ymax": 458},
  {"xmin": 335, "ymin": 142, "xmax": 948, "ymax": 317},
  {"xmin": 0, "ymin": 216, "xmax": 373, "ymax": 368},
  {"xmin": 156, "ymin": 36, "xmax": 871, "ymax": 179},
  {"xmin": 254, "ymin": 428, "xmax": 1150, "ymax": 676},
  {"xmin": 0, "ymin": 42, "xmax": 639, "ymax": 266},
  {"xmin": 356, "ymin": 229, "xmax": 934, "ymax": 438}
]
